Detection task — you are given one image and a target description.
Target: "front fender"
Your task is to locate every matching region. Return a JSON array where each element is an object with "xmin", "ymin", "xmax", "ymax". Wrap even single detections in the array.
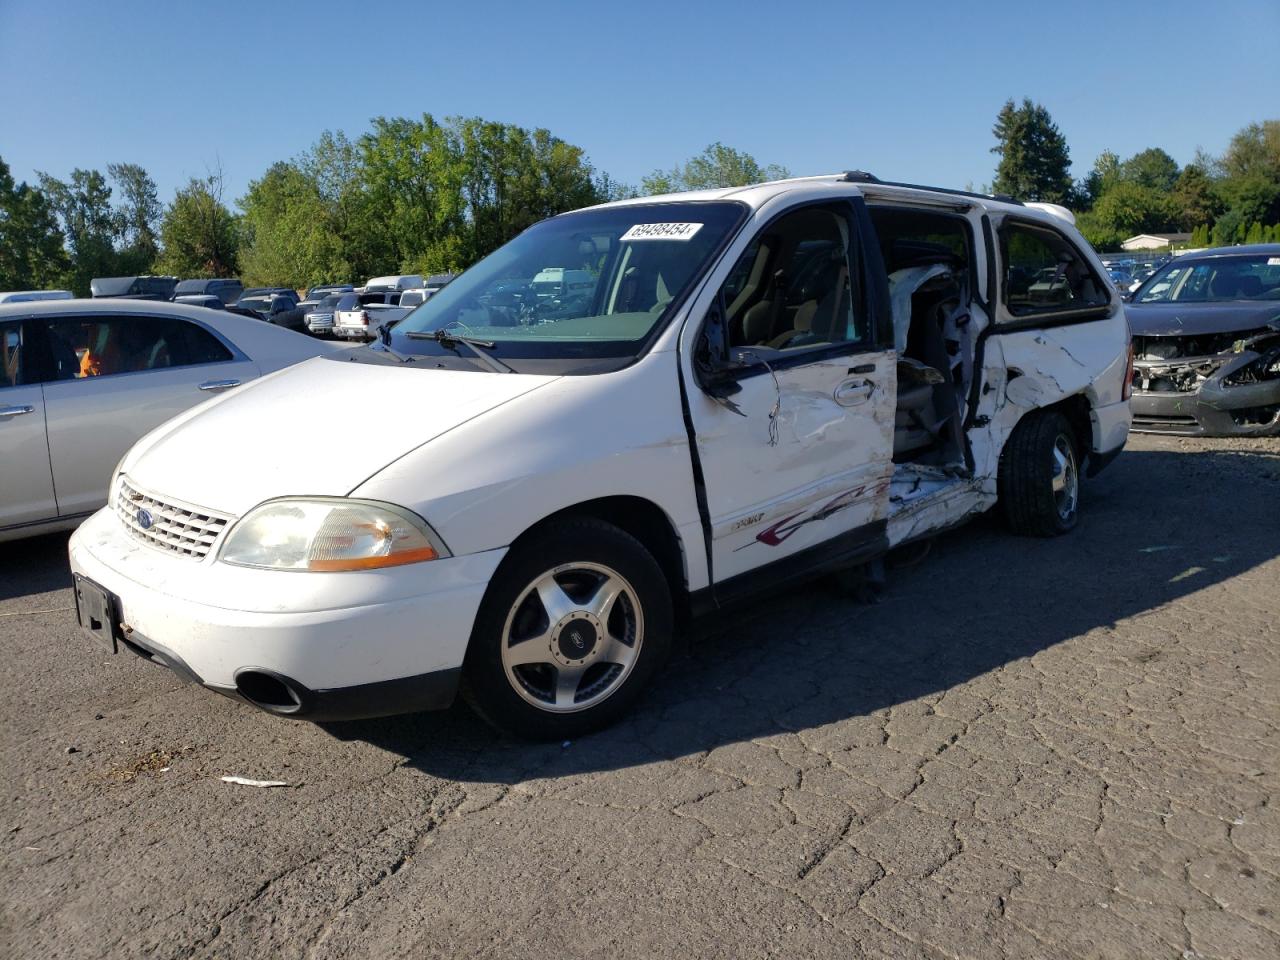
[{"xmin": 352, "ymin": 351, "xmax": 710, "ymax": 589}]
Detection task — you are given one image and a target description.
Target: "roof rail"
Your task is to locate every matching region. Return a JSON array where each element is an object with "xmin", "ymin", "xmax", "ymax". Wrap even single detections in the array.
[{"xmin": 840, "ymin": 172, "xmax": 1024, "ymax": 206}]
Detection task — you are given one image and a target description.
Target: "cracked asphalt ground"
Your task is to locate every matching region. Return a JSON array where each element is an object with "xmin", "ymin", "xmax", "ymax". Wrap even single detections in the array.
[{"xmin": 2, "ymin": 433, "xmax": 1278, "ymax": 960}]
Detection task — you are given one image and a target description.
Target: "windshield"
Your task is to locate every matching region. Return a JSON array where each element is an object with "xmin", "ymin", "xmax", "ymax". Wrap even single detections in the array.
[
  {"xmin": 388, "ymin": 201, "xmax": 745, "ymax": 363},
  {"xmin": 1135, "ymin": 254, "xmax": 1280, "ymax": 303}
]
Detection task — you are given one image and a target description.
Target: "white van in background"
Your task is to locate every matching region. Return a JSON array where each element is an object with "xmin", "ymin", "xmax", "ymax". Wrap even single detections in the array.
[
  {"xmin": 364, "ymin": 275, "xmax": 425, "ymax": 292},
  {"xmin": 0, "ymin": 290, "xmax": 74, "ymax": 304},
  {"xmin": 531, "ymin": 268, "xmax": 594, "ymax": 300}
]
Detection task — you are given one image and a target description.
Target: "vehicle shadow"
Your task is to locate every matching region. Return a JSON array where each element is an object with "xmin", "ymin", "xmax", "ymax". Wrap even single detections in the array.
[
  {"xmin": 324, "ymin": 443, "xmax": 1280, "ymax": 781},
  {"xmin": 0, "ymin": 531, "xmax": 73, "ymax": 602}
]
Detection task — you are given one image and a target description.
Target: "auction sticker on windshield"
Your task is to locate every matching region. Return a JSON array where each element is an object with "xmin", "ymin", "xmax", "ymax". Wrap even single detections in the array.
[{"xmin": 620, "ymin": 222, "xmax": 704, "ymax": 241}]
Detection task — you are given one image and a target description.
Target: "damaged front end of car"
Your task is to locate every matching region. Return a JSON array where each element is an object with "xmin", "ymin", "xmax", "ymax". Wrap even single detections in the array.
[{"xmin": 1131, "ymin": 322, "xmax": 1280, "ymax": 436}]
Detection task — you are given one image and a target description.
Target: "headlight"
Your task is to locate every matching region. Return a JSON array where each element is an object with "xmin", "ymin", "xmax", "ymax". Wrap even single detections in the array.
[{"xmin": 219, "ymin": 498, "xmax": 449, "ymax": 572}]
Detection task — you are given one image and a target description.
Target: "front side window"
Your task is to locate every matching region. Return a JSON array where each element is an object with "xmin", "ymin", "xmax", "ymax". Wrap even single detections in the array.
[
  {"xmin": 41, "ymin": 316, "xmax": 232, "ymax": 380},
  {"xmin": 1001, "ymin": 222, "xmax": 1108, "ymax": 317},
  {"xmin": 1135, "ymin": 254, "xmax": 1280, "ymax": 303},
  {"xmin": 719, "ymin": 205, "xmax": 862, "ymax": 351},
  {"xmin": 389, "ymin": 201, "xmax": 745, "ymax": 363}
]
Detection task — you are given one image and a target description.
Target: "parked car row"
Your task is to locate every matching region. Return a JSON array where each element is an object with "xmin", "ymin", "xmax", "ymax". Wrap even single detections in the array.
[
  {"xmin": 1101, "ymin": 256, "xmax": 1168, "ymax": 296},
  {"xmin": 5, "ymin": 273, "xmax": 458, "ymax": 342}
]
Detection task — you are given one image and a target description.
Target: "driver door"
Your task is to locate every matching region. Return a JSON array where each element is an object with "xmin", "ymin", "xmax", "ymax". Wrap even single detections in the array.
[{"xmin": 683, "ymin": 201, "xmax": 896, "ymax": 590}]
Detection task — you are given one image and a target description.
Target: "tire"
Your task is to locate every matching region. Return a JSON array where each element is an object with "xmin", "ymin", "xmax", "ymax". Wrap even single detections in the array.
[
  {"xmin": 462, "ymin": 518, "xmax": 673, "ymax": 740},
  {"xmin": 998, "ymin": 410, "xmax": 1081, "ymax": 537}
]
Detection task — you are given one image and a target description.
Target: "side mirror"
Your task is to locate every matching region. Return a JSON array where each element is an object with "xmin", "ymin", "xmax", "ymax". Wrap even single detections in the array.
[{"xmin": 694, "ymin": 301, "xmax": 740, "ymax": 397}]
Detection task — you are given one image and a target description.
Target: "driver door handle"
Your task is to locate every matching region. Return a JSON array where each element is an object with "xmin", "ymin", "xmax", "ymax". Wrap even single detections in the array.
[
  {"xmin": 834, "ymin": 379, "xmax": 875, "ymax": 406},
  {"xmin": 0, "ymin": 404, "xmax": 35, "ymax": 418},
  {"xmin": 198, "ymin": 379, "xmax": 241, "ymax": 392}
]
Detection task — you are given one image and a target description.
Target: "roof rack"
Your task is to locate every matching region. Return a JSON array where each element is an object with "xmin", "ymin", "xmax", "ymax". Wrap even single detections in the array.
[{"xmin": 839, "ymin": 171, "xmax": 1023, "ymax": 206}]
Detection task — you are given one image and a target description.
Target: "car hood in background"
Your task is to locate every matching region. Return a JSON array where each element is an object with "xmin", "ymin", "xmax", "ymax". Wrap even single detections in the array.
[
  {"xmin": 123, "ymin": 356, "xmax": 557, "ymax": 516},
  {"xmin": 1126, "ymin": 300, "xmax": 1280, "ymax": 337}
]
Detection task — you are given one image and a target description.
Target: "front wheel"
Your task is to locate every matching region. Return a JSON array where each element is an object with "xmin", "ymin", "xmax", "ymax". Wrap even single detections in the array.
[
  {"xmin": 462, "ymin": 518, "xmax": 673, "ymax": 739},
  {"xmin": 998, "ymin": 410, "xmax": 1081, "ymax": 536}
]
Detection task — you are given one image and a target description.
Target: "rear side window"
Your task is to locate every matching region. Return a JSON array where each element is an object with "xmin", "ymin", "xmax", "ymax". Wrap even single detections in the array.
[
  {"xmin": 1, "ymin": 322, "xmax": 27, "ymax": 388},
  {"xmin": 41, "ymin": 315, "xmax": 233, "ymax": 380},
  {"xmin": 1000, "ymin": 222, "xmax": 1109, "ymax": 318}
]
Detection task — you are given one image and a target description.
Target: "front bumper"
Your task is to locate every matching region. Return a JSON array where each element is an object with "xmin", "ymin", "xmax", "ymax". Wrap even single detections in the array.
[
  {"xmin": 68, "ymin": 508, "xmax": 506, "ymax": 721},
  {"xmin": 1132, "ymin": 368, "xmax": 1280, "ymax": 437}
]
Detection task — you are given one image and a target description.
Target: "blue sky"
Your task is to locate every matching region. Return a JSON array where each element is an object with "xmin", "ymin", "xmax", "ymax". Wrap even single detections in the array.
[{"xmin": 2, "ymin": 0, "xmax": 1277, "ymax": 209}]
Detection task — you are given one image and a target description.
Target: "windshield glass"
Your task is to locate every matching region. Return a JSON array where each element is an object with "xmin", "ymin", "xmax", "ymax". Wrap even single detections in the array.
[
  {"xmin": 389, "ymin": 201, "xmax": 744, "ymax": 362},
  {"xmin": 1136, "ymin": 254, "xmax": 1280, "ymax": 303}
]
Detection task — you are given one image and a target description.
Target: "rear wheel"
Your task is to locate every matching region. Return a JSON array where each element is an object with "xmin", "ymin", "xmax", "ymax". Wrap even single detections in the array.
[
  {"xmin": 462, "ymin": 518, "xmax": 673, "ymax": 739},
  {"xmin": 999, "ymin": 410, "xmax": 1081, "ymax": 536}
]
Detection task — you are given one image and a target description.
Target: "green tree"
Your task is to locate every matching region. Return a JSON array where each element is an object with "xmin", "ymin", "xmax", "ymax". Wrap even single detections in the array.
[
  {"xmin": 1170, "ymin": 165, "xmax": 1223, "ymax": 231},
  {"xmin": 238, "ymin": 162, "xmax": 349, "ymax": 288},
  {"xmin": 157, "ymin": 174, "xmax": 240, "ymax": 277},
  {"xmin": 355, "ymin": 115, "xmax": 467, "ymax": 275},
  {"xmin": 1076, "ymin": 180, "xmax": 1177, "ymax": 249},
  {"xmin": 1072, "ymin": 211, "xmax": 1123, "ymax": 253},
  {"xmin": 1201, "ymin": 120, "xmax": 1280, "ymax": 230},
  {"xmin": 107, "ymin": 162, "xmax": 161, "ymax": 273},
  {"xmin": 641, "ymin": 142, "xmax": 789, "ymax": 195},
  {"xmin": 990, "ymin": 98, "xmax": 1073, "ymax": 203},
  {"xmin": 37, "ymin": 168, "xmax": 120, "ymax": 294},
  {"xmin": 1119, "ymin": 148, "xmax": 1180, "ymax": 192},
  {"xmin": 0, "ymin": 157, "xmax": 69, "ymax": 290},
  {"xmin": 1189, "ymin": 224, "xmax": 1211, "ymax": 247},
  {"xmin": 1211, "ymin": 209, "xmax": 1245, "ymax": 247},
  {"xmin": 1078, "ymin": 150, "xmax": 1120, "ymax": 208},
  {"xmin": 1221, "ymin": 120, "xmax": 1280, "ymax": 182}
]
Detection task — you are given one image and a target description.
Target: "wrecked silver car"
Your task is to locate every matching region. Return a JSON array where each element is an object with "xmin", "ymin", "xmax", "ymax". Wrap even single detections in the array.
[{"xmin": 1127, "ymin": 244, "xmax": 1280, "ymax": 436}]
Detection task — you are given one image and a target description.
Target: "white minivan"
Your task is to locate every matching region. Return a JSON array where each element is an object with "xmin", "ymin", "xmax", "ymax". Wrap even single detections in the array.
[{"xmin": 69, "ymin": 174, "xmax": 1131, "ymax": 738}]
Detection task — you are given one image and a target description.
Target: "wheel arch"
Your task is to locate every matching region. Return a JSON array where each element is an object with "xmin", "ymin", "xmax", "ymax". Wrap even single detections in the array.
[
  {"xmin": 509, "ymin": 495, "xmax": 690, "ymax": 612},
  {"xmin": 1046, "ymin": 392, "xmax": 1093, "ymax": 459}
]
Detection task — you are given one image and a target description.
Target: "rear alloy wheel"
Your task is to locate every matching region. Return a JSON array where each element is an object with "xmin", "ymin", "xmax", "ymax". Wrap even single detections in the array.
[
  {"xmin": 999, "ymin": 410, "xmax": 1081, "ymax": 536},
  {"xmin": 463, "ymin": 519, "xmax": 672, "ymax": 739}
]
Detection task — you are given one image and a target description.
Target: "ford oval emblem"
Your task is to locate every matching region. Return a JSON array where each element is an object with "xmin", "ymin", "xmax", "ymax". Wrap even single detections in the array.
[{"xmin": 137, "ymin": 508, "xmax": 154, "ymax": 530}]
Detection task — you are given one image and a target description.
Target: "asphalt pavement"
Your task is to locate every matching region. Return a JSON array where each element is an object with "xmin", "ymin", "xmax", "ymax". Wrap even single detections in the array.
[{"xmin": 1, "ymin": 433, "xmax": 1278, "ymax": 960}]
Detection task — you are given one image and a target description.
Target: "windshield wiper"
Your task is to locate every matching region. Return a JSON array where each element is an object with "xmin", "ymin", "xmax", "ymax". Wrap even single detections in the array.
[{"xmin": 405, "ymin": 326, "xmax": 515, "ymax": 373}]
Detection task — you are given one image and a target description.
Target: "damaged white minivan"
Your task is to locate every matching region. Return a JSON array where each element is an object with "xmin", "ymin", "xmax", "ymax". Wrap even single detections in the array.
[{"xmin": 69, "ymin": 173, "xmax": 1131, "ymax": 738}]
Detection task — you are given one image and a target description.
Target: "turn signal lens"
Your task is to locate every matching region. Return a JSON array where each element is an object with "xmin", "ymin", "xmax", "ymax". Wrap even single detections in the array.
[{"xmin": 219, "ymin": 499, "xmax": 448, "ymax": 572}]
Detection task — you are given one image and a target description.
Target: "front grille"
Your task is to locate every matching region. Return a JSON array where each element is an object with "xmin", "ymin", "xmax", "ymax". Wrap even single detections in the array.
[{"xmin": 115, "ymin": 478, "xmax": 231, "ymax": 559}]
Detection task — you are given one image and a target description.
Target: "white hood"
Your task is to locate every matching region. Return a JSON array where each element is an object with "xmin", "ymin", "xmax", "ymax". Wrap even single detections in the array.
[{"xmin": 123, "ymin": 355, "xmax": 556, "ymax": 516}]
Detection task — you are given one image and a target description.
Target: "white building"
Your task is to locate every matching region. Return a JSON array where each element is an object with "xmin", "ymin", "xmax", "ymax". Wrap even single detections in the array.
[{"xmin": 1120, "ymin": 233, "xmax": 1192, "ymax": 251}]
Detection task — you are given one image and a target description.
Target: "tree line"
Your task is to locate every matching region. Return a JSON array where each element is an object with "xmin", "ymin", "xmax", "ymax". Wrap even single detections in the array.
[
  {"xmin": 3, "ymin": 105, "xmax": 1277, "ymax": 296},
  {"xmin": 991, "ymin": 99, "xmax": 1280, "ymax": 250}
]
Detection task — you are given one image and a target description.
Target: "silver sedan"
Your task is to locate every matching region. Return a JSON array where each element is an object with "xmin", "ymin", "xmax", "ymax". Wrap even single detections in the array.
[{"xmin": 1, "ymin": 299, "xmax": 340, "ymax": 542}]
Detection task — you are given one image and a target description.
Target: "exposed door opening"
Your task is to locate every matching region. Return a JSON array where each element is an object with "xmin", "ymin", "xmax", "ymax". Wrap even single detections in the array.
[{"xmin": 868, "ymin": 205, "xmax": 977, "ymax": 471}]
